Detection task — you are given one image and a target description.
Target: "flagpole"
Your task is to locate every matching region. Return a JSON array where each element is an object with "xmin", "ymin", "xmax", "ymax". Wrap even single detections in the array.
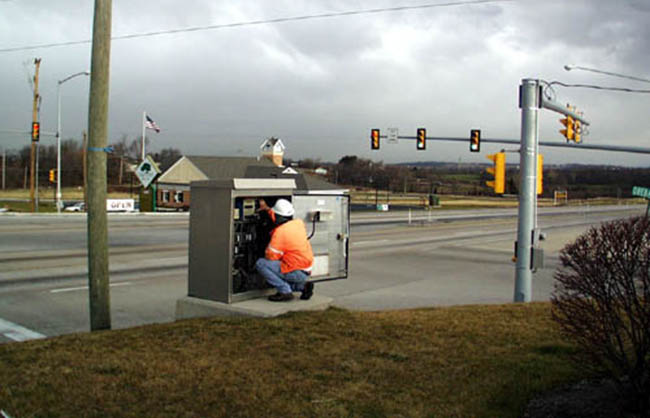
[{"xmin": 141, "ymin": 111, "xmax": 146, "ymax": 161}]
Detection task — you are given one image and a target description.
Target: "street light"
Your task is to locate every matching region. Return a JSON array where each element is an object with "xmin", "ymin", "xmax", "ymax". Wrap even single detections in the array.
[
  {"xmin": 564, "ymin": 64, "xmax": 650, "ymax": 84},
  {"xmin": 57, "ymin": 71, "xmax": 89, "ymax": 212}
]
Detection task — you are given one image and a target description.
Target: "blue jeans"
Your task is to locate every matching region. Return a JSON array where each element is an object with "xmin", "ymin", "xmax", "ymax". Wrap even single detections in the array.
[{"xmin": 255, "ymin": 258, "xmax": 308, "ymax": 294}]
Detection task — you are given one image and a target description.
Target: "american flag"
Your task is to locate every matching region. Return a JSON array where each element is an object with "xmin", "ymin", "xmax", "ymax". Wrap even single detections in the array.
[{"xmin": 145, "ymin": 115, "xmax": 161, "ymax": 133}]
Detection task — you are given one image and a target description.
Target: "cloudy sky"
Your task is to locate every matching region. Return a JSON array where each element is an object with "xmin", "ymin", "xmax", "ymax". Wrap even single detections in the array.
[{"xmin": 1, "ymin": 0, "xmax": 649, "ymax": 166}]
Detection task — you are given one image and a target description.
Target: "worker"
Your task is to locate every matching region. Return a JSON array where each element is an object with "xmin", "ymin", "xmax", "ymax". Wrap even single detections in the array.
[{"xmin": 255, "ymin": 199, "xmax": 314, "ymax": 302}]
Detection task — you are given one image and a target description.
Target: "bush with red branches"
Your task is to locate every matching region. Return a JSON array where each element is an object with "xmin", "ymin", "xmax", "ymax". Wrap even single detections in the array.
[{"xmin": 552, "ymin": 216, "xmax": 650, "ymax": 416}]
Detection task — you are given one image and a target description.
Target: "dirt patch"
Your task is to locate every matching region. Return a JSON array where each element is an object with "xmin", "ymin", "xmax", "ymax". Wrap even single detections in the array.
[{"xmin": 523, "ymin": 378, "xmax": 642, "ymax": 418}]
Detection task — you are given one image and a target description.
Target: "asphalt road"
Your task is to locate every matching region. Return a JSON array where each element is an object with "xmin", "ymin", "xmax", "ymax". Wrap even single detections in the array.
[{"xmin": 0, "ymin": 204, "xmax": 644, "ymax": 343}]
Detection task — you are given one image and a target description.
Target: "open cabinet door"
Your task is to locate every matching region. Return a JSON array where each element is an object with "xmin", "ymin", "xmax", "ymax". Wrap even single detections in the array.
[{"xmin": 293, "ymin": 193, "xmax": 349, "ymax": 282}]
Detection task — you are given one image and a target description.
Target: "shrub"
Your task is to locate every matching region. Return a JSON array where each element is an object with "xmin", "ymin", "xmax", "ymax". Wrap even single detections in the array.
[{"xmin": 552, "ymin": 216, "xmax": 650, "ymax": 416}]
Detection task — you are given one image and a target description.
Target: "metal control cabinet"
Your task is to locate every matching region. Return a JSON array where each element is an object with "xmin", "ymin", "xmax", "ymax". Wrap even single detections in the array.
[{"xmin": 188, "ymin": 178, "xmax": 349, "ymax": 303}]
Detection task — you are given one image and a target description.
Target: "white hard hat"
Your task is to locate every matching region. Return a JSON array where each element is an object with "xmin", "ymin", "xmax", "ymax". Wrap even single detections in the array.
[{"xmin": 272, "ymin": 199, "xmax": 294, "ymax": 217}]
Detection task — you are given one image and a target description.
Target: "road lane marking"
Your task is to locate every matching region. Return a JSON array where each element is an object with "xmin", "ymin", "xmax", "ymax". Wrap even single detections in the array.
[
  {"xmin": 50, "ymin": 281, "xmax": 133, "ymax": 294},
  {"xmin": 352, "ymin": 239, "xmax": 389, "ymax": 246},
  {"xmin": 0, "ymin": 318, "xmax": 46, "ymax": 342}
]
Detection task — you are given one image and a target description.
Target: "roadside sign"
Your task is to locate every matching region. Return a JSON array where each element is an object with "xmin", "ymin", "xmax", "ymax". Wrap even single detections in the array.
[
  {"xmin": 387, "ymin": 127, "xmax": 399, "ymax": 144},
  {"xmin": 107, "ymin": 199, "xmax": 135, "ymax": 212},
  {"xmin": 632, "ymin": 186, "xmax": 650, "ymax": 199},
  {"xmin": 135, "ymin": 155, "xmax": 161, "ymax": 189}
]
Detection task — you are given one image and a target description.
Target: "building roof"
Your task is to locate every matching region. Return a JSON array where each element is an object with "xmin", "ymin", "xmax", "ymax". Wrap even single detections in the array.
[
  {"xmin": 186, "ymin": 155, "xmax": 275, "ymax": 179},
  {"xmin": 157, "ymin": 155, "xmax": 343, "ymax": 192},
  {"xmin": 260, "ymin": 137, "xmax": 285, "ymax": 152},
  {"xmin": 244, "ymin": 165, "xmax": 343, "ymax": 191}
]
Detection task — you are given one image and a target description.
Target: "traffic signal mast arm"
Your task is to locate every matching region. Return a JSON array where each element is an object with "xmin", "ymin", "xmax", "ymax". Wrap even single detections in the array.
[{"xmin": 541, "ymin": 96, "xmax": 590, "ymax": 127}]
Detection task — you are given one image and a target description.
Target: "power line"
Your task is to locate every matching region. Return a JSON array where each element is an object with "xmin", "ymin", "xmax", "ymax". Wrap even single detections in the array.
[
  {"xmin": 549, "ymin": 81, "xmax": 650, "ymax": 94},
  {"xmin": 0, "ymin": 0, "xmax": 514, "ymax": 53}
]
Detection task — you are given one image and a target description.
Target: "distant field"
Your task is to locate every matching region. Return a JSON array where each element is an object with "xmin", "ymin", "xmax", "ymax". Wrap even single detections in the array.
[
  {"xmin": 348, "ymin": 189, "xmax": 641, "ymax": 209},
  {"xmin": 0, "ymin": 188, "xmax": 642, "ymax": 213},
  {"xmin": 0, "ymin": 187, "xmax": 135, "ymax": 200},
  {"xmin": 0, "ymin": 188, "xmax": 138, "ymax": 212}
]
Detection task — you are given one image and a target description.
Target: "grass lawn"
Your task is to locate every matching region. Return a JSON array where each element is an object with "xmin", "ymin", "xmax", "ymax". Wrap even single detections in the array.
[{"xmin": 0, "ymin": 303, "xmax": 587, "ymax": 417}]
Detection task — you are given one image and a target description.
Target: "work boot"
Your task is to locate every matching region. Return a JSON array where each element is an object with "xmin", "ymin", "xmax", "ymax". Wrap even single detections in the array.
[
  {"xmin": 268, "ymin": 292, "xmax": 294, "ymax": 302},
  {"xmin": 300, "ymin": 282, "xmax": 314, "ymax": 300}
]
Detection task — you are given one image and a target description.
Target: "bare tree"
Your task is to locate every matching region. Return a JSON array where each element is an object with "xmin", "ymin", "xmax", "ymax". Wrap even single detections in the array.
[{"xmin": 552, "ymin": 216, "xmax": 650, "ymax": 416}]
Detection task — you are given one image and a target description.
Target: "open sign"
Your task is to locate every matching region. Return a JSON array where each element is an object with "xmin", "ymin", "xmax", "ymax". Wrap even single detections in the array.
[{"xmin": 106, "ymin": 199, "xmax": 135, "ymax": 212}]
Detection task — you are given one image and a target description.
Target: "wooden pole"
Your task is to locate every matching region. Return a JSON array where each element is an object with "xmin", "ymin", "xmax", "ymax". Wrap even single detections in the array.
[
  {"xmin": 86, "ymin": 0, "xmax": 112, "ymax": 331},
  {"xmin": 118, "ymin": 155, "xmax": 123, "ymax": 185},
  {"xmin": 30, "ymin": 58, "xmax": 41, "ymax": 212},
  {"xmin": 82, "ymin": 130, "xmax": 88, "ymax": 206}
]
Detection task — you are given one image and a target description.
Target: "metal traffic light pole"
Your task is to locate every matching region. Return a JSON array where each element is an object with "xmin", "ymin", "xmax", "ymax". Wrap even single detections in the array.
[
  {"xmin": 515, "ymin": 79, "xmax": 590, "ymax": 302},
  {"xmin": 514, "ymin": 79, "xmax": 540, "ymax": 302}
]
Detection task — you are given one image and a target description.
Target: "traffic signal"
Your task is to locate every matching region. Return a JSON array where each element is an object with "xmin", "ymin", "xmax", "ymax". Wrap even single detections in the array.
[
  {"xmin": 537, "ymin": 154, "xmax": 543, "ymax": 195},
  {"xmin": 31, "ymin": 122, "xmax": 40, "ymax": 142},
  {"xmin": 574, "ymin": 117, "xmax": 581, "ymax": 143},
  {"xmin": 370, "ymin": 129, "xmax": 380, "ymax": 150},
  {"xmin": 49, "ymin": 169, "xmax": 56, "ymax": 183},
  {"xmin": 470, "ymin": 129, "xmax": 480, "ymax": 152},
  {"xmin": 416, "ymin": 128, "xmax": 426, "ymax": 150},
  {"xmin": 485, "ymin": 152, "xmax": 505, "ymax": 194},
  {"xmin": 559, "ymin": 104, "xmax": 576, "ymax": 141},
  {"xmin": 559, "ymin": 114, "xmax": 574, "ymax": 141}
]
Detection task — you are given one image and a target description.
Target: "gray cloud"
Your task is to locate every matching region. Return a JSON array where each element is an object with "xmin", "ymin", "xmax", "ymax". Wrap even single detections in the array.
[{"xmin": 1, "ymin": 0, "xmax": 648, "ymax": 166}]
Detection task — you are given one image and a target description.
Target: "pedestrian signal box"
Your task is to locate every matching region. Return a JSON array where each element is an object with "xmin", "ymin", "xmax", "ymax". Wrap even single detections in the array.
[{"xmin": 184, "ymin": 178, "xmax": 350, "ymax": 305}]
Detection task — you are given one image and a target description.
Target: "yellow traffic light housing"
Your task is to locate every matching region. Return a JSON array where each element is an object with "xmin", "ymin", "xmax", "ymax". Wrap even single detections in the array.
[
  {"xmin": 560, "ymin": 114, "xmax": 574, "ymax": 141},
  {"xmin": 470, "ymin": 129, "xmax": 480, "ymax": 152},
  {"xmin": 537, "ymin": 154, "xmax": 543, "ymax": 195},
  {"xmin": 574, "ymin": 118, "xmax": 581, "ymax": 143},
  {"xmin": 416, "ymin": 128, "xmax": 426, "ymax": 150},
  {"xmin": 370, "ymin": 129, "xmax": 380, "ymax": 150},
  {"xmin": 49, "ymin": 169, "xmax": 56, "ymax": 183},
  {"xmin": 31, "ymin": 122, "xmax": 40, "ymax": 142},
  {"xmin": 486, "ymin": 152, "xmax": 505, "ymax": 194}
]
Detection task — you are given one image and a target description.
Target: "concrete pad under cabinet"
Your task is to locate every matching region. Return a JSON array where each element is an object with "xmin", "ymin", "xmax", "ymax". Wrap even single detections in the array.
[{"xmin": 175, "ymin": 294, "xmax": 333, "ymax": 319}]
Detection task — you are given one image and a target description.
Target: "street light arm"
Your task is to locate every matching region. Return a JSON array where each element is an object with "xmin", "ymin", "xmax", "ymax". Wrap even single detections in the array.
[
  {"xmin": 564, "ymin": 64, "xmax": 650, "ymax": 84},
  {"xmin": 58, "ymin": 71, "xmax": 90, "ymax": 85}
]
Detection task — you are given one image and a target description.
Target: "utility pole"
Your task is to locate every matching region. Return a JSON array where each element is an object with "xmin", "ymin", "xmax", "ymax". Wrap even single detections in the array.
[
  {"xmin": 87, "ymin": 0, "xmax": 112, "ymax": 331},
  {"xmin": 82, "ymin": 130, "xmax": 88, "ymax": 206},
  {"xmin": 30, "ymin": 58, "xmax": 41, "ymax": 212},
  {"xmin": 118, "ymin": 155, "xmax": 123, "ymax": 185}
]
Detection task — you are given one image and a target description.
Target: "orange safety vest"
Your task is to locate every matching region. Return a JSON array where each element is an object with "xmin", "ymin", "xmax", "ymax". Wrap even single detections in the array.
[{"xmin": 266, "ymin": 219, "xmax": 314, "ymax": 274}]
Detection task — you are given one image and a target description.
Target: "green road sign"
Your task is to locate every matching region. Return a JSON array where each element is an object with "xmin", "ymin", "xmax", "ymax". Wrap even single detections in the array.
[{"xmin": 632, "ymin": 186, "xmax": 650, "ymax": 199}]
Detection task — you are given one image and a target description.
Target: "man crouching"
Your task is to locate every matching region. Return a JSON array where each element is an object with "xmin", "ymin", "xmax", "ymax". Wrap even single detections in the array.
[{"xmin": 255, "ymin": 199, "xmax": 314, "ymax": 302}]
